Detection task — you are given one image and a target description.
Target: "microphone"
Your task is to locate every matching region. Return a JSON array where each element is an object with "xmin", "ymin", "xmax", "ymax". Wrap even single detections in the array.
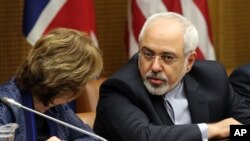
[{"xmin": 0, "ymin": 97, "xmax": 107, "ymax": 141}]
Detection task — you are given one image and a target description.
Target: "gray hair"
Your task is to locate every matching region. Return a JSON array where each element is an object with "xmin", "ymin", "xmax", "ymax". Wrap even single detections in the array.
[{"xmin": 138, "ymin": 12, "xmax": 199, "ymax": 53}]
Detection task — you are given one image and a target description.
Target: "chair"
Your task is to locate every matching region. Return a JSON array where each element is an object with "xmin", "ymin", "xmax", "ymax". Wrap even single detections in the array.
[
  {"xmin": 75, "ymin": 78, "xmax": 106, "ymax": 128},
  {"xmin": 76, "ymin": 78, "xmax": 106, "ymax": 113},
  {"xmin": 226, "ymin": 68, "xmax": 233, "ymax": 76}
]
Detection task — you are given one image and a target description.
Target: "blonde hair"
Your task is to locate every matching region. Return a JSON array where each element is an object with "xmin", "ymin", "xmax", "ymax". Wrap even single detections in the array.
[{"xmin": 16, "ymin": 28, "xmax": 103, "ymax": 106}]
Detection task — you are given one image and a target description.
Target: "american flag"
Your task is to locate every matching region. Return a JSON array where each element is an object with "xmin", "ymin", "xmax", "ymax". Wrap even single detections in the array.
[
  {"xmin": 23, "ymin": 0, "xmax": 98, "ymax": 46},
  {"xmin": 127, "ymin": 0, "xmax": 215, "ymax": 60}
]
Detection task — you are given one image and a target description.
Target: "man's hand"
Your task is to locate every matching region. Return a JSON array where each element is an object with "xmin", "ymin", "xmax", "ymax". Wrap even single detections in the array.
[{"xmin": 208, "ymin": 117, "xmax": 242, "ymax": 140}]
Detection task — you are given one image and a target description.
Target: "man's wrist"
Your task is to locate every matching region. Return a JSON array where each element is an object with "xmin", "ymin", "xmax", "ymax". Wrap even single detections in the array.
[{"xmin": 198, "ymin": 123, "xmax": 208, "ymax": 141}]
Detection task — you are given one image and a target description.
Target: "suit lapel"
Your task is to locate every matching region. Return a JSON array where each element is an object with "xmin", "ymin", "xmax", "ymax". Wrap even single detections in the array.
[
  {"xmin": 184, "ymin": 75, "xmax": 210, "ymax": 123},
  {"xmin": 149, "ymin": 74, "xmax": 210, "ymax": 125}
]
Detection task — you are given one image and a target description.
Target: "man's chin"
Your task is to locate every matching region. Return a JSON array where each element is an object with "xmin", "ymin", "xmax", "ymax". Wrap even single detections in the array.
[
  {"xmin": 145, "ymin": 83, "xmax": 168, "ymax": 96},
  {"xmin": 143, "ymin": 79, "xmax": 168, "ymax": 94}
]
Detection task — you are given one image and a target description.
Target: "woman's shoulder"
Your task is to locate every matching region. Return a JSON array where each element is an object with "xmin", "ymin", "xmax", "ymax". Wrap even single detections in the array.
[{"xmin": 0, "ymin": 78, "xmax": 21, "ymax": 100}]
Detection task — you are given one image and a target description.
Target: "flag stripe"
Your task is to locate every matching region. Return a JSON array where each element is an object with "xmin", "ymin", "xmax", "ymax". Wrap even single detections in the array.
[
  {"xmin": 26, "ymin": 1, "xmax": 66, "ymax": 45},
  {"xmin": 193, "ymin": 0, "xmax": 213, "ymax": 43},
  {"xmin": 132, "ymin": 0, "xmax": 146, "ymax": 44},
  {"xmin": 162, "ymin": 0, "xmax": 182, "ymax": 14},
  {"xmin": 137, "ymin": 0, "xmax": 167, "ymax": 17},
  {"xmin": 128, "ymin": 0, "xmax": 139, "ymax": 56},
  {"xmin": 128, "ymin": 0, "xmax": 215, "ymax": 60},
  {"xmin": 23, "ymin": 0, "xmax": 98, "ymax": 47},
  {"xmin": 130, "ymin": 0, "xmax": 168, "ymax": 56},
  {"xmin": 181, "ymin": 0, "xmax": 215, "ymax": 60},
  {"xmin": 195, "ymin": 48, "xmax": 205, "ymax": 59},
  {"xmin": 45, "ymin": 0, "xmax": 96, "ymax": 34},
  {"xmin": 23, "ymin": 0, "xmax": 50, "ymax": 36}
]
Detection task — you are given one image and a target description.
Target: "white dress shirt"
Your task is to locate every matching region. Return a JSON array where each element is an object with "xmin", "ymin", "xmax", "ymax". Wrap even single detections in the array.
[{"xmin": 163, "ymin": 81, "xmax": 208, "ymax": 141}]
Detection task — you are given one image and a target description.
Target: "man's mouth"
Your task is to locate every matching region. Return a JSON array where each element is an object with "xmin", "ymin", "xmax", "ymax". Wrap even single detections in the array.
[{"xmin": 148, "ymin": 77, "xmax": 164, "ymax": 85}]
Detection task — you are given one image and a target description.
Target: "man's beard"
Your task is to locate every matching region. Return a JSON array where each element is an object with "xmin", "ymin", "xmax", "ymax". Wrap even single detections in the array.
[
  {"xmin": 143, "ymin": 65, "xmax": 187, "ymax": 96},
  {"xmin": 143, "ymin": 71, "xmax": 169, "ymax": 96}
]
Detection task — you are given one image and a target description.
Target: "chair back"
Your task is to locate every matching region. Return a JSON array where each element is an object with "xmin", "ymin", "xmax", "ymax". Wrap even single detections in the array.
[{"xmin": 76, "ymin": 78, "xmax": 106, "ymax": 113}]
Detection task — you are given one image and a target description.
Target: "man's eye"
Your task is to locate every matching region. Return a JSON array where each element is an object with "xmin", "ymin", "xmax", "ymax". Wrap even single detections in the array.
[
  {"xmin": 162, "ymin": 55, "xmax": 175, "ymax": 61},
  {"xmin": 144, "ymin": 52, "xmax": 153, "ymax": 58}
]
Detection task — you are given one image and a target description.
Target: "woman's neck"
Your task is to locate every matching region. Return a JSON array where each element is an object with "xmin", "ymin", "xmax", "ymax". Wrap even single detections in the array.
[{"xmin": 32, "ymin": 96, "xmax": 50, "ymax": 113}]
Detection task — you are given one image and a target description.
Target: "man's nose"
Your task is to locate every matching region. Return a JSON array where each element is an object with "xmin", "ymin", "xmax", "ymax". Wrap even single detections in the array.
[{"xmin": 151, "ymin": 56, "xmax": 162, "ymax": 72}]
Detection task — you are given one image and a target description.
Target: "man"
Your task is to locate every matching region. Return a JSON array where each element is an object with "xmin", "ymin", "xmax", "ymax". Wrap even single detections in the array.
[
  {"xmin": 94, "ymin": 12, "xmax": 250, "ymax": 141},
  {"xmin": 230, "ymin": 63, "xmax": 250, "ymax": 105}
]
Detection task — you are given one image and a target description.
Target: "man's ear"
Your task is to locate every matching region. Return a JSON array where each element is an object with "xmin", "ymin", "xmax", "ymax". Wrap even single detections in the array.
[{"xmin": 186, "ymin": 51, "xmax": 197, "ymax": 72}]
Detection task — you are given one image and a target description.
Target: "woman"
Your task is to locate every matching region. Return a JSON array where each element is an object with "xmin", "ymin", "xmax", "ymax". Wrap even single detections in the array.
[{"xmin": 0, "ymin": 28, "xmax": 103, "ymax": 141}]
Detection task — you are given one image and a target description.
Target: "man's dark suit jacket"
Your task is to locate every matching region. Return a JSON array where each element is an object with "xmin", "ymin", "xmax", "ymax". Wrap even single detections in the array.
[
  {"xmin": 230, "ymin": 63, "xmax": 250, "ymax": 105},
  {"xmin": 94, "ymin": 54, "xmax": 250, "ymax": 141}
]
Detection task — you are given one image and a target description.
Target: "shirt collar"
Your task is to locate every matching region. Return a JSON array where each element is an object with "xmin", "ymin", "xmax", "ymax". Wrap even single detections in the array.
[{"xmin": 163, "ymin": 81, "xmax": 185, "ymax": 101}]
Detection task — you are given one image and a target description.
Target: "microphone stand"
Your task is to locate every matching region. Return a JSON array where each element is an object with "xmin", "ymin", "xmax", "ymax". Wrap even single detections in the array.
[{"xmin": 1, "ymin": 97, "xmax": 107, "ymax": 141}]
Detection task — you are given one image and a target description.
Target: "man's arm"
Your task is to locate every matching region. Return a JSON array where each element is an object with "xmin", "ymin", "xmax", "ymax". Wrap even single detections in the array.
[
  {"xmin": 208, "ymin": 118, "xmax": 241, "ymax": 140},
  {"xmin": 95, "ymin": 80, "xmax": 202, "ymax": 141}
]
